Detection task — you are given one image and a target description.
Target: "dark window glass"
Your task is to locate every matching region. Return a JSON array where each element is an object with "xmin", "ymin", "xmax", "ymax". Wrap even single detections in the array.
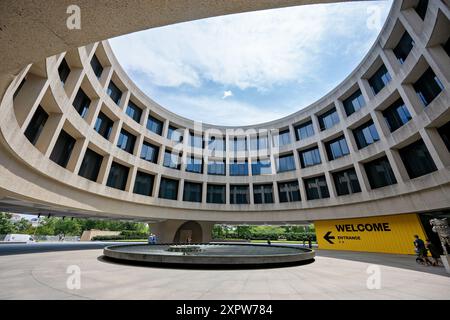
[
  {"xmin": 276, "ymin": 154, "xmax": 296, "ymax": 172},
  {"xmin": 107, "ymin": 81, "xmax": 122, "ymax": 105},
  {"xmin": 325, "ymin": 136, "xmax": 350, "ymax": 161},
  {"xmin": 230, "ymin": 160, "xmax": 248, "ymax": 176},
  {"xmin": 133, "ymin": 171, "xmax": 154, "ymax": 196},
  {"xmin": 163, "ymin": 150, "xmax": 181, "ymax": 170},
  {"xmin": 94, "ymin": 111, "xmax": 114, "ymax": 140},
  {"xmin": 304, "ymin": 176, "xmax": 330, "ymax": 200},
  {"xmin": 159, "ymin": 178, "xmax": 178, "ymax": 200},
  {"xmin": 90, "ymin": 54, "xmax": 103, "ymax": 79},
  {"xmin": 72, "ymin": 88, "xmax": 91, "ymax": 118},
  {"xmin": 249, "ymin": 134, "xmax": 269, "ymax": 151},
  {"xmin": 58, "ymin": 58, "xmax": 70, "ymax": 84},
  {"xmin": 253, "ymin": 184, "xmax": 274, "ymax": 204},
  {"xmin": 274, "ymin": 129, "xmax": 291, "ymax": 146},
  {"xmin": 278, "ymin": 181, "xmax": 301, "ymax": 203},
  {"xmin": 343, "ymin": 89, "xmax": 366, "ymax": 116},
  {"xmin": 382, "ymin": 98, "xmax": 412, "ymax": 132},
  {"xmin": 299, "ymin": 147, "xmax": 321, "ymax": 168},
  {"xmin": 393, "ymin": 31, "xmax": 414, "ymax": 64},
  {"xmin": 318, "ymin": 108, "xmax": 339, "ymax": 131},
  {"xmin": 438, "ymin": 121, "xmax": 450, "ymax": 152},
  {"xmin": 252, "ymin": 159, "xmax": 272, "ymax": 175},
  {"xmin": 24, "ymin": 105, "xmax": 48, "ymax": 145},
  {"xmin": 78, "ymin": 148, "xmax": 103, "ymax": 182},
  {"xmin": 333, "ymin": 168, "xmax": 361, "ymax": 196},
  {"xmin": 106, "ymin": 162, "xmax": 129, "ymax": 190},
  {"xmin": 183, "ymin": 182, "xmax": 202, "ymax": 202},
  {"xmin": 415, "ymin": 0, "xmax": 428, "ymax": 20},
  {"xmin": 294, "ymin": 121, "xmax": 315, "ymax": 140},
  {"xmin": 147, "ymin": 115, "xmax": 163, "ymax": 135},
  {"xmin": 368, "ymin": 64, "xmax": 391, "ymax": 95},
  {"xmin": 207, "ymin": 160, "xmax": 225, "ymax": 175},
  {"xmin": 140, "ymin": 141, "xmax": 159, "ymax": 163},
  {"xmin": 189, "ymin": 132, "xmax": 203, "ymax": 149},
  {"xmin": 186, "ymin": 157, "xmax": 203, "ymax": 174},
  {"xmin": 364, "ymin": 156, "xmax": 397, "ymax": 189},
  {"xmin": 230, "ymin": 185, "xmax": 249, "ymax": 204},
  {"xmin": 353, "ymin": 120, "xmax": 380, "ymax": 149},
  {"xmin": 49, "ymin": 130, "xmax": 76, "ymax": 168},
  {"xmin": 399, "ymin": 139, "xmax": 437, "ymax": 179},
  {"xmin": 413, "ymin": 67, "xmax": 444, "ymax": 106},
  {"xmin": 117, "ymin": 129, "xmax": 136, "ymax": 154},
  {"xmin": 126, "ymin": 101, "xmax": 142, "ymax": 123},
  {"xmin": 443, "ymin": 37, "xmax": 450, "ymax": 57},
  {"xmin": 168, "ymin": 126, "xmax": 183, "ymax": 143},
  {"xmin": 207, "ymin": 184, "xmax": 226, "ymax": 204}
]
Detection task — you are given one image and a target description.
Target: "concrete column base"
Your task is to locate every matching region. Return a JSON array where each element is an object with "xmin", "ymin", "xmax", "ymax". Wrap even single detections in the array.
[
  {"xmin": 441, "ymin": 255, "xmax": 450, "ymax": 274},
  {"xmin": 148, "ymin": 220, "xmax": 214, "ymax": 244}
]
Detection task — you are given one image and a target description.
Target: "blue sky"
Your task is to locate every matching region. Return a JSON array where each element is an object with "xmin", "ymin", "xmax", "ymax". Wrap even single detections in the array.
[{"xmin": 110, "ymin": 1, "xmax": 393, "ymax": 126}]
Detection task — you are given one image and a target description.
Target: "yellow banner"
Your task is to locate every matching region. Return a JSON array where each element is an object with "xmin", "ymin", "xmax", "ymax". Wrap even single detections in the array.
[{"xmin": 315, "ymin": 214, "xmax": 427, "ymax": 254}]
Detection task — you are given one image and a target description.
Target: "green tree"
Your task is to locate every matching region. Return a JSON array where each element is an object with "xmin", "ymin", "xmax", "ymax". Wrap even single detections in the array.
[
  {"xmin": 14, "ymin": 218, "xmax": 32, "ymax": 233},
  {"xmin": 0, "ymin": 213, "xmax": 15, "ymax": 234}
]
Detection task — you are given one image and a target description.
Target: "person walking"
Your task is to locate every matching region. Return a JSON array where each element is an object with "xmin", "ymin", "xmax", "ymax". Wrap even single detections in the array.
[
  {"xmin": 425, "ymin": 239, "xmax": 441, "ymax": 266},
  {"xmin": 414, "ymin": 235, "xmax": 432, "ymax": 266}
]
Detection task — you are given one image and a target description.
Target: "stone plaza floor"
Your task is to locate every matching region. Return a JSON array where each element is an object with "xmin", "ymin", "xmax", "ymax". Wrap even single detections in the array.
[{"xmin": 0, "ymin": 243, "xmax": 449, "ymax": 299}]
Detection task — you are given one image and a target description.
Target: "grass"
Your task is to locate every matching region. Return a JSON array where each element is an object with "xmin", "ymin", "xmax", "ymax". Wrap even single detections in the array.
[{"xmin": 250, "ymin": 239, "xmax": 317, "ymax": 244}]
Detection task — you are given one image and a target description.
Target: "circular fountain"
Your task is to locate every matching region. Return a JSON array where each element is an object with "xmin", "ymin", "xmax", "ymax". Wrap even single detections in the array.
[{"xmin": 103, "ymin": 243, "xmax": 315, "ymax": 268}]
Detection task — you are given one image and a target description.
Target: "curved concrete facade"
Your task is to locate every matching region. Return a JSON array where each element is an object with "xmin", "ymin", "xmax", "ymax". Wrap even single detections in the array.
[{"xmin": 0, "ymin": 0, "xmax": 449, "ymax": 225}]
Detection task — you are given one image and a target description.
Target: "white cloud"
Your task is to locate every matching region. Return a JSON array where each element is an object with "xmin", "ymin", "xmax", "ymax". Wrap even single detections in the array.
[{"xmin": 222, "ymin": 90, "xmax": 233, "ymax": 99}]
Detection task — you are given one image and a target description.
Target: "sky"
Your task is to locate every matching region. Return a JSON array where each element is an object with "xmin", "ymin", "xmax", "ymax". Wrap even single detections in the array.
[{"xmin": 110, "ymin": 1, "xmax": 393, "ymax": 126}]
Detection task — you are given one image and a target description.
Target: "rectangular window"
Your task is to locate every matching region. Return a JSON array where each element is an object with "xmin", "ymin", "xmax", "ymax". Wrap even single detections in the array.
[
  {"xmin": 106, "ymin": 162, "xmax": 129, "ymax": 191},
  {"xmin": 107, "ymin": 81, "xmax": 122, "ymax": 105},
  {"xmin": 140, "ymin": 141, "xmax": 159, "ymax": 163},
  {"xmin": 117, "ymin": 129, "xmax": 136, "ymax": 154},
  {"xmin": 183, "ymin": 182, "xmax": 202, "ymax": 202},
  {"xmin": 230, "ymin": 185, "xmax": 249, "ymax": 204},
  {"xmin": 278, "ymin": 181, "xmax": 301, "ymax": 203},
  {"xmin": 318, "ymin": 108, "xmax": 339, "ymax": 131},
  {"xmin": 207, "ymin": 159, "xmax": 226, "ymax": 175},
  {"xmin": 189, "ymin": 132, "xmax": 203, "ymax": 149},
  {"xmin": 90, "ymin": 54, "xmax": 103, "ymax": 79},
  {"xmin": 325, "ymin": 136, "xmax": 350, "ymax": 161},
  {"xmin": 207, "ymin": 184, "xmax": 226, "ymax": 204},
  {"xmin": 299, "ymin": 147, "xmax": 321, "ymax": 168},
  {"xmin": 58, "ymin": 58, "xmax": 70, "ymax": 84},
  {"xmin": 78, "ymin": 148, "xmax": 103, "ymax": 182},
  {"xmin": 230, "ymin": 160, "xmax": 248, "ymax": 176},
  {"xmin": 343, "ymin": 89, "xmax": 366, "ymax": 116},
  {"xmin": 72, "ymin": 88, "xmax": 91, "ymax": 118},
  {"xmin": 133, "ymin": 171, "xmax": 154, "ymax": 196},
  {"xmin": 368, "ymin": 64, "xmax": 391, "ymax": 95},
  {"xmin": 186, "ymin": 157, "xmax": 203, "ymax": 174},
  {"xmin": 276, "ymin": 154, "xmax": 296, "ymax": 172},
  {"xmin": 364, "ymin": 156, "xmax": 397, "ymax": 189},
  {"xmin": 208, "ymin": 136, "xmax": 226, "ymax": 155},
  {"xmin": 304, "ymin": 176, "xmax": 330, "ymax": 200},
  {"xmin": 49, "ymin": 130, "xmax": 76, "ymax": 168},
  {"xmin": 163, "ymin": 150, "xmax": 181, "ymax": 170},
  {"xmin": 353, "ymin": 120, "xmax": 380, "ymax": 149},
  {"xmin": 94, "ymin": 111, "xmax": 114, "ymax": 140},
  {"xmin": 24, "ymin": 105, "xmax": 48, "ymax": 145},
  {"xmin": 232, "ymin": 137, "xmax": 247, "ymax": 153},
  {"xmin": 249, "ymin": 134, "xmax": 269, "ymax": 151},
  {"xmin": 158, "ymin": 178, "xmax": 178, "ymax": 200},
  {"xmin": 294, "ymin": 120, "xmax": 315, "ymax": 140},
  {"xmin": 413, "ymin": 67, "xmax": 444, "ymax": 106},
  {"xmin": 438, "ymin": 121, "xmax": 450, "ymax": 152},
  {"xmin": 126, "ymin": 101, "xmax": 142, "ymax": 123},
  {"xmin": 333, "ymin": 168, "xmax": 361, "ymax": 196},
  {"xmin": 253, "ymin": 184, "xmax": 274, "ymax": 204},
  {"xmin": 251, "ymin": 159, "xmax": 272, "ymax": 175},
  {"xmin": 399, "ymin": 139, "xmax": 437, "ymax": 179},
  {"xmin": 393, "ymin": 31, "xmax": 414, "ymax": 64},
  {"xmin": 147, "ymin": 115, "xmax": 163, "ymax": 135},
  {"xmin": 382, "ymin": 98, "xmax": 412, "ymax": 132},
  {"xmin": 168, "ymin": 125, "xmax": 183, "ymax": 143},
  {"xmin": 274, "ymin": 129, "xmax": 291, "ymax": 146},
  {"xmin": 415, "ymin": 0, "xmax": 428, "ymax": 20}
]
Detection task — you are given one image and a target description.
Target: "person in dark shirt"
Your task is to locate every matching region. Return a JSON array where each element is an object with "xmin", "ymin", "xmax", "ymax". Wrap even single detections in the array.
[
  {"xmin": 425, "ymin": 239, "xmax": 441, "ymax": 266},
  {"xmin": 414, "ymin": 235, "xmax": 432, "ymax": 266}
]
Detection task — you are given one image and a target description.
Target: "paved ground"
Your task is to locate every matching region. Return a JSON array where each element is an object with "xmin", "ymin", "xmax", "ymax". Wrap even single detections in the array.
[{"xmin": 0, "ymin": 243, "xmax": 449, "ymax": 299}]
